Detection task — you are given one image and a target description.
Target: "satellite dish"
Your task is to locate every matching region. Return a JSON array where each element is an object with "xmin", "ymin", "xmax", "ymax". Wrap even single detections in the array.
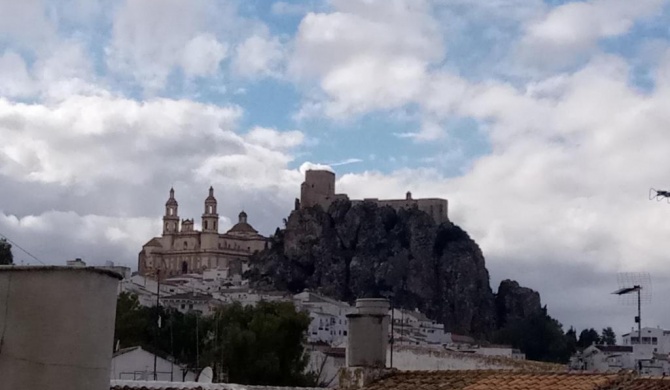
[{"xmin": 197, "ymin": 366, "xmax": 213, "ymax": 383}]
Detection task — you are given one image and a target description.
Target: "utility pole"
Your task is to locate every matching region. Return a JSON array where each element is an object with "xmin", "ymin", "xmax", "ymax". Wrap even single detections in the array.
[
  {"xmin": 390, "ymin": 305, "xmax": 394, "ymax": 368},
  {"xmin": 196, "ymin": 314, "xmax": 200, "ymax": 370},
  {"xmin": 154, "ymin": 269, "xmax": 161, "ymax": 380},
  {"xmin": 637, "ymin": 286, "xmax": 642, "ymax": 348}
]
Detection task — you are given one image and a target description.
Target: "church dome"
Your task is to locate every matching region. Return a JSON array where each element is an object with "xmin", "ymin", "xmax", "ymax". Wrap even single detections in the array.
[
  {"xmin": 227, "ymin": 210, "xmax": 257, "ymax": 234},
  {"xmin": 227, "ymin": 222, "xmax": 258, "ymax": 234}
]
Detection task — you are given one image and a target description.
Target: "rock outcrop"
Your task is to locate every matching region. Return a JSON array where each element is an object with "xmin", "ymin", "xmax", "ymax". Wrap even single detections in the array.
[
  {"xmin": 250, "ymin": 199, "xmax": 502, "ymax": 337},
  {"xmin": 495, "ymin": 279, "xmax": 542, "ymax": 327}
]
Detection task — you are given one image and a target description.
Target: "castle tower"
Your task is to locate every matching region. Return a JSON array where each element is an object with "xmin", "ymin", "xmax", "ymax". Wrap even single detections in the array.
[
  {"xmin": 163, "ymin": 188, "xmax": 179, "ymax": 235},
  {"xmin": 300, "ymin": 169, "xmax": 337, "ymax": 209}
]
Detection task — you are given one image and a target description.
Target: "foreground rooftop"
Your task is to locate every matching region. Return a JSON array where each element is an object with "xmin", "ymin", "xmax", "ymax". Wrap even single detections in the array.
[{"xmin": 362, "ymin": 370, "xmax": 670, "ymax": 390}]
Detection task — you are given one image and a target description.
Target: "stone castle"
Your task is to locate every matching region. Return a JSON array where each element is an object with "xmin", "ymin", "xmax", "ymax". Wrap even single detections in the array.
[
  {"xmin": 138, "ymin": 187, "xmax": 267, "ymax": 279},
  {"xmin": 298, "ymin": 169, "xmax": 449, "ymax": 223}
]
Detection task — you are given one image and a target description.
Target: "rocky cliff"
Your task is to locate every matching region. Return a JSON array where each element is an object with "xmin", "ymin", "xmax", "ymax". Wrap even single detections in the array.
[
  {"xmin": 496, "ymin": 279, "xmax": 542, "ymax": 327},
  {"xmin": 249, "ymin": 199, "xmax": 541, "ymax": 338}
]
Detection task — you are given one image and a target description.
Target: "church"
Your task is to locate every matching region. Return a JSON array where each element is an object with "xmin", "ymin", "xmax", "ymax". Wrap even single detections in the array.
[{"xmin": 137, "ymin": 187, "xmax": 268, "ymax": 279}]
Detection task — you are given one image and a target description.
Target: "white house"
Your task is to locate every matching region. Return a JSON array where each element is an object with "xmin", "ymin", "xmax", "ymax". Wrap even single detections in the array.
[
  {"xmin": 160, "ymin": 292, "xmax": 215, "ymax": 315},
  {"xmin": 622, "ymin": 327, "xmax": 670, "ymax": 358},
  {"xmin": 110, "ymin": 346, "xmax": 197, "ymax": 382},
  {"xmin": 576, "ymin": 345, "xmax": 635, "ymax": 372},
  {"xmin": 294, "ymin": 292, "xmax": 354, "ymax": 345}
]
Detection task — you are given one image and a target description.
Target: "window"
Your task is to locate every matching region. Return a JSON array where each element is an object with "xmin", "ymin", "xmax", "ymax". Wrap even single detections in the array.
[
  {"xmin": 183, "ymin": 241, "xmax": 187, "ymax": 249},
  {"xmin": 204, "ymin": 221, "xmax": 208, "ymax": 229},
  {"xmin": 343, "ymin": 331, "xmax": 347, "ymax": 336},
  {"xmin": 169, "ymin": 208, "xmax": 174, "ymax": 216},
  {"xmin": 189, "ymin": 304, "xmax": 193, "ymax": 310},
  {"xmin": 181, "ymin": 304, "xmax": 185, "ymax": 309},
  {"xmin": 208, "ymin": 205, "xmax": 213, "ymax": 213}
]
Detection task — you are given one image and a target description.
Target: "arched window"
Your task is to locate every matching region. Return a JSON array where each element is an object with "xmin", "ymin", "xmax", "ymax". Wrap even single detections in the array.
[
  {"xmin": 204, "ymin": 221, "xmax": 208, "ymax": 230},
  {"xmin": 181, "ymin": 261, "xmax": 188, "ymax": 274},
  {"xmin": 169, "ymin": 207, "xmax": 174, "ymax": 216},
  {"xmin": 208, "ymin": 205, "xmax": 213, "ymax": 213},
  {"xmin": 183, "ymin": 241, "xmax": 187, "ymax": 249}
]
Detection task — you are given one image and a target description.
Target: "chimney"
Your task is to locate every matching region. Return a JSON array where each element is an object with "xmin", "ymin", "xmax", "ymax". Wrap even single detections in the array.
[
  {"xmin": 346, "ymin": 298, "xmax": 390, "ymax": 368},
  {"xmin": 0, "ymin": 266, "xmax": 121, "ymax": 390}
]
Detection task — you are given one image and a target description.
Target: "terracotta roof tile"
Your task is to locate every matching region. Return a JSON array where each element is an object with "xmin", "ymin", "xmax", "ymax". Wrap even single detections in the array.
[
  {"xmin": 625, "ymin": 378, "xmax": 670, "ymax": 390},
  {"xmin": 110, "ymin": 380, "xmax": 322, "ymax": 390},
  {"xmin": 363, "ymin": 370, "xmax": 636, "ymax": 390}
]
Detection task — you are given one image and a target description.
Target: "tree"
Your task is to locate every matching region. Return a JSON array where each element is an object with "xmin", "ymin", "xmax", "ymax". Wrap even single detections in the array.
[
  {"xmin": 601, "ymin": 327, "xmax": 616, "ymax": 346},
  {"xmin": 113, "ymin": 294, "xmax": 315, "ymax": 386},
  {"xmin": 209, "ymin": 301, "xmax": 313, "ymax": 386},
  {"xmin": 493, "ymin": 306, "xmax": 571, "ymax": 363},
  {"xmin": 565, "ymin": 326, "xmax": 578, "ymax": 356},
  {"xmin": 0, "ymin": 238, "xmax": 13, "ymax": 265},
  {"xmin": 577, "ymin": 328, "xmax": 600, "ymax": 348}
]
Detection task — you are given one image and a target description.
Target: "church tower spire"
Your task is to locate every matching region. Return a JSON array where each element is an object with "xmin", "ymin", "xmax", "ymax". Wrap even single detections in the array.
[
  {"xmin": 202, "ymin": 186, "xmax": 219, "ymax": 234},
  {"xmin": 163, "ymin": 187, "xmax": 179, "ymax": 235}
]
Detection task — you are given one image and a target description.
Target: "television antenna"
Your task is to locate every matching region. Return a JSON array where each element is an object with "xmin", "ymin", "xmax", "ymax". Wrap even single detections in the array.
[
  {"xmin": 612, "ymin": 273, "xmax": 652, "ymax": 346},
  {"xmin": 649, "ymin": 188, "xmax": 670, "ymax": 203}
]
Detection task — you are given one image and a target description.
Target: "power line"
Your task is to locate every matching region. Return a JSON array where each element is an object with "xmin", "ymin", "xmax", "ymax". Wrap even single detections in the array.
[{"xmin": 0, "ymin": 232, "xmax": 46, "ymax": 265}]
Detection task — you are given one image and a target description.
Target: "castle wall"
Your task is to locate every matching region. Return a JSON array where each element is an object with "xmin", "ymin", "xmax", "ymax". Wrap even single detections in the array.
[
  {"xmin": 374, "ymin": 198, "xmax": 448, "ymax": 223},
  {"xmin": 300, "ymin": 169, "xmax": 449, "ymax": 224}
]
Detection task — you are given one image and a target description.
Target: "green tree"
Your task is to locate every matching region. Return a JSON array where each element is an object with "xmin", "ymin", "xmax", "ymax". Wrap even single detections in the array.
[
  {"xmin": 493, "ymin": 306, "xmax": 571, "ymax": 363},
  {"xmin": 209, "ymin": 301, "xmax": 312, "ymax": 386},
  {"xmin": 601, "ymin": 327, "xmax": 616, "ymax": 346},
  {"xmin": 0, "ymin": 238, "xmax": 13, "ymax": 265},
  {"xmin": 113, "ymin": 294, "xmax": 314, "ymax": 386},
  {"xmin": 565, "ymin": 326, "xmax": 578, "ymax": 356},
  {"xmin": 577, "ymin": 328, "xmax": 600, "ymax": 348}
]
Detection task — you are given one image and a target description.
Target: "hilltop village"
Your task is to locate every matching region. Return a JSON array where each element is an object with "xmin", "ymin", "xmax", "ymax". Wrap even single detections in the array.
[
  {"xmin": 5, "ymin": 169, "xmax": 670, "ymax": 390},
  {"xmin": 58, "ymin": 169, "xmax": 670, "ymax": 383}
]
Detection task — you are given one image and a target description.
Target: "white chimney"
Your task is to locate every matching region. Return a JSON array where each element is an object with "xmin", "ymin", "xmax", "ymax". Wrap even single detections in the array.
[
  {"xmin": 346, "ymin": 298, "xmax": 390, "ymax": 368},
  {"xmin": 0, "ymin": 266, "xmax": 121, "ymax": 390}
]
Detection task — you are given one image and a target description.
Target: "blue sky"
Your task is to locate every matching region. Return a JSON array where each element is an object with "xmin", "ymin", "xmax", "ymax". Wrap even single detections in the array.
[{"xmin": 3, "ymin": 0, "xmax": 670, "ymax": 334}]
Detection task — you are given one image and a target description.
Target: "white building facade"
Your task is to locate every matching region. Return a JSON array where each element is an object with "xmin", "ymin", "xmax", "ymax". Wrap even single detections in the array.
[{"xmin": 111, "ymin": 346, "xmax": 197, "ymax": 382}]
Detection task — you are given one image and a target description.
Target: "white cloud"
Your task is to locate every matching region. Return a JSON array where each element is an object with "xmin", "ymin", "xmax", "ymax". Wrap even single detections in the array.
[
  {"xmin": 0, "ymin": 52, "xmax": 37, "ymax": 98},
  {"xmin": 180, "ymin": 34, "xmax": 229, "ymax": 77},
  {"xmin": 519, "ymin": 0, "xmax": 665, "ymax": 68},
  {"xmin": 232, "ymin": 35, "xmax": 285, "ymax": 78},
  {"xmin": 329, "ymin": 158, "xmax": 363, "ymax": 167},
  {"xmin": 0, "ymin": 1, "xmax": 57, "ymax": 49},
  {"xmin": 289, "ymin": 0, "xmax": 442, "ymax": 118},
  {"xmin": 106, "ymin": 0, "xmax": 230, "ymax": 91},
  {"xmin": 299, "ymin": 162, "xmax": 333, "ymax": 173},
  {"xmin": 0, "ymin": 210, "xmax": 158, "ymax": 267},
  {"xmin": 244, "ymin": 127, "xmax": 304, "ymax": 150}
]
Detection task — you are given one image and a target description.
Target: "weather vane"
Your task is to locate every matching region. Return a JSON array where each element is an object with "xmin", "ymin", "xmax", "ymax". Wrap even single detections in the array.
[{"xmin": 649, "ymin": 188, "xmax": 670, "ymax": 203}]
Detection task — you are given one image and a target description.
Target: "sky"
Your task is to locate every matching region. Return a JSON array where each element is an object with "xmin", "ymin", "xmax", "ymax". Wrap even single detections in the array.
[{"xmin": 2, "ymin": 0, "xmax": 670, "ymax": 337}]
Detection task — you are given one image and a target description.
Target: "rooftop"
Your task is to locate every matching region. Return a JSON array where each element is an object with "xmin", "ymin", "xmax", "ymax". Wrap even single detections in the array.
[
  {"xmin": 110, "ymin": 380, "xmax": 321, "ymax": 390},
  {"xmin": 363, "ymin": 371, "xmax": 670, "ymax": 390}
]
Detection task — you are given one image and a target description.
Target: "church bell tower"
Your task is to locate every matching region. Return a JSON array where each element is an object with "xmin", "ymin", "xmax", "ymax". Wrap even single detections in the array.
[
  {"xmin": 202, "ymin": 186, "xmax": 219, "ymax": 233},
  {"xmin": 163, "ymin": 187, "xmax": 179, "ymax": 235}
]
